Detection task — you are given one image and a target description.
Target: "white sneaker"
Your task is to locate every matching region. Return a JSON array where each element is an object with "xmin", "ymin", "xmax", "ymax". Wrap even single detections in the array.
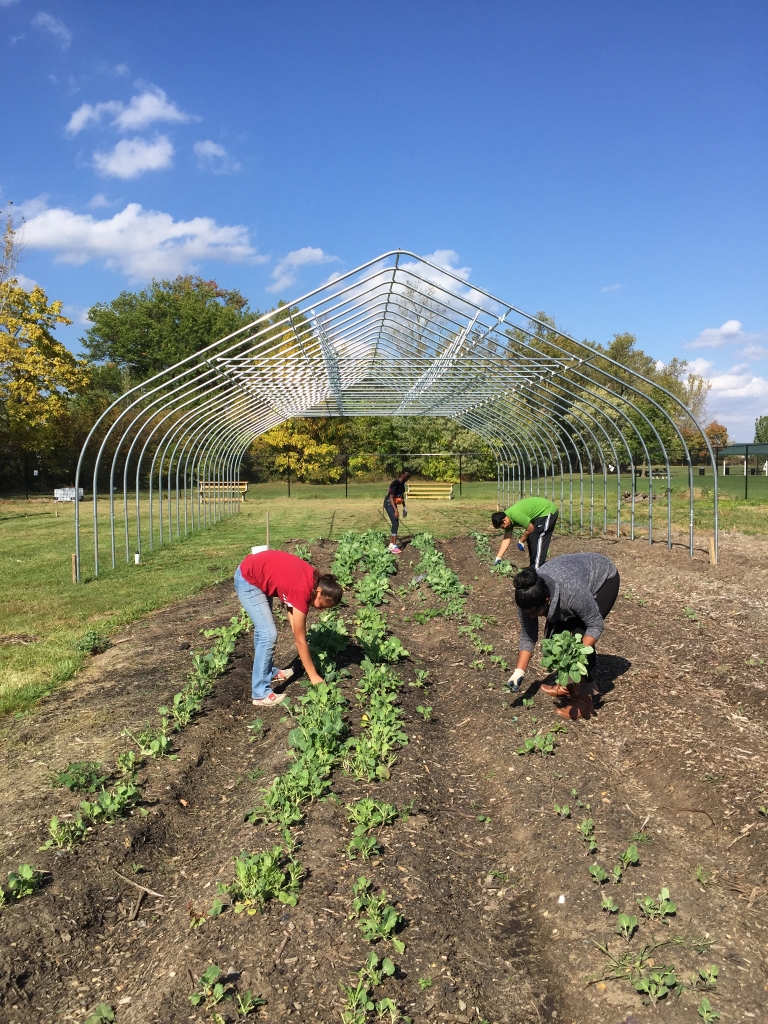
[
  {"xmin": 252, "ymin": 691, "xmax": 286, "ymax": 707},
  {"xmin": 272, "ymin": 667, "xmax": 294, "ymax": 682},
  {"xmin": 388, "ymin": 543, "xmax": 402, "ymax": 554}
]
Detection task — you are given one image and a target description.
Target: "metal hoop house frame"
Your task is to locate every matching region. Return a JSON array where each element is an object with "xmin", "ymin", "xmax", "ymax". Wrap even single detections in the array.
[{"xmin": 74, "ymin": 251, "xmax": 718, "ymax": 581}]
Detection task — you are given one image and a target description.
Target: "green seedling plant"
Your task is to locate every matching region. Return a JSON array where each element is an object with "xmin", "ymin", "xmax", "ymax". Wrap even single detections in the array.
[
  {"xmin": 188, "ymin": 964, "xmax": 231, "ymax": 1008},
  {"xmin": 601, "ymin": 895, "xmax": 619, "ymax": 913},
  {"xmin": 611, "ymin": 865, "xmax": 623, "ymax": 885},
  {"xmin": 540, "ymin": 629, "xmax": 593, "ymax": 688},
  {"xmin": 79, "ymin": 780, "xmax": 140, "ymax": 825},
  {"xmin": 122, "ymin": 720, "xmax": 175, "ymax": 759},
  {"xmin": 415, "ymin": 705, "xmax": 432, "ymax": 721},
  {"xmin": 293, "ymin": 544, "xmax": 312, "ymax": 561},
  {"xmin": 347, "ymin": 835, "xmax": 381, "ymax": 860},
  {"xmin": 684, "ymin": 606, "xmax": 700, "ymax": 622},
  {"xmin": 115, "ymin": 750, "xmax": 137, "ymax": 775},
  {"xmin": 521, "ymin": 697, "xmax": 535, "ymax": 708},
  {"xmin": 516, "ymin": 724, "xmax": 566, "ymax": 756},
  {"xmin": 247, "ymin": 717, "xmax": 264, "ymax": 742},
  {"xmin": 695, "ymin": 864, "xmax": 712, "ymax": 885},
  {"xmin": 39, "ymin": 815, "xmax": 87, "ymax": 850},
  {"xmin": 84, "ymin": 1004, "xmax": 115, "ymax": 1024},
  {"xmin": 630, "ymin": 830, "xmax": 651, "ymax": 843},
  {"xmin": 758, "ymin": 805, "xmax": 768, "ymax": 817},
  {"xmin": 638, "ymin": 887, "xmax": 676, "ymax": 922},
  {"xmin": 746, "ymin": 656, "xmax": 765, "ymax": 667},
  {"xmin": 553, "ymin": 803, "xmax": 570, "ymax": 818},
  {"xmin": 469, "ymin": 659, "xmax": 485, "ymax": 671},
  {"xmin": 5, "ymin": 863, "xmax": 43, "ymax": 900},
  {"xmin": 615, "ymin": 913, "xmax": 639, "ymax": 941},
  {"xmin": 693, "ymin": 965, "xmax": 719, "ymax": 989},
  {"xmin": 589, "ymin": 864, "xmax": 609, "ymax": 885},
  {"xmin": 51, "ymin": 761, "xmax": 106, "ymax": 793},
  {"xmin": 619, "ymin": 844, "xmax": 640, "ymax": 869},
  {"xmin": 347, "ymin": 798, "xmax": 398, "ymax": 835},
  {"xmin": 578, "ymin": 818, "xmax": 598, "ymax": 854},
  {"xmin": 697, "ymin": 997, "xmax": 721, "ymax": 1022},
  {"xmin": 418, "ymin": 976, "xmax": 433, "ymax": 991},
  {"xmin": 339, "ymin": 951, "xmax": 396, "ymax": 1024},
  {"xmin": 350, "ymin": 876, "xmax": 405, "ymax": 953},
  {"xmin": 218, "ymin": 846, "xmax": 303, "ymax": 913},
  {"xmin": 633, "ymin": 966, "xmax": 678, "ymax": 1006},
  {"xmin": 490, "ymin": 654, "xmax": 508, "ymax": 671},
  {"xmin": 236, "ymin": 990, "xmax": 267, "ymax": 1016}
]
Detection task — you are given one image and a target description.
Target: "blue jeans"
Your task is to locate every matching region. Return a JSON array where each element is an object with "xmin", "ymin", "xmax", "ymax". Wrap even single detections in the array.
[{"xmin": 234, "ymin": 567, "xmax": 278, "ymax": 700}]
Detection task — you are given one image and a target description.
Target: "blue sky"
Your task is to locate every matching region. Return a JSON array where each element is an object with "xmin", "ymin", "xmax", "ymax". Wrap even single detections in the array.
[{"xmin": 2, "ymin": 0, "xmax": 766, "ymax": 434}]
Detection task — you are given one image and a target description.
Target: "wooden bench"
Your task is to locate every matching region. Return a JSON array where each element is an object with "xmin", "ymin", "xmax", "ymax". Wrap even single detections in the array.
[
  {"xmin": 406, "ymin": 481, "xmax": 454, "ymax": 500},
  {"xmin": 199, "ymin": 481, "xmax": 248, "ymax": 501}
]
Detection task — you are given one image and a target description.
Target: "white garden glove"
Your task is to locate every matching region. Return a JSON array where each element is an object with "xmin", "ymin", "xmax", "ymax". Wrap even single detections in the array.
[
  {"xmin": 517, "ymin": 541, "xmax": 525, "ymax": 551},
  {"xmin": 507, "ymin": 668, "xmax": 525, "ymax": 691},
  {"xmin": 494, "ymin": 557, "xmax": 502, "ymax": 564}
]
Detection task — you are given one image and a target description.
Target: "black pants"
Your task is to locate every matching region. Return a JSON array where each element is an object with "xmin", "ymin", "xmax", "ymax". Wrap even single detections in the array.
[
  {"xmin": 384, "ymin": 498, "xmax": 399, "ymax": 536},
  {"xmin": 527, "ymin": 510, "xmax": 558, "ymax": 568},
  {"xmin": 545, "ymin": 571, "xmax": 620, "ymax": 676}
]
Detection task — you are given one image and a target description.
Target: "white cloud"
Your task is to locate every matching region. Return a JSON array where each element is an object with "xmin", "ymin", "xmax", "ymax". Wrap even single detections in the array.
[
  {"xmin": 601, "ymin": 283, "xmax": 622, "ymax": 293},
  {"xmin": 267, "ymin": 247, "xmax": 340, "ymax": 294},
  {"xmin": 687, "ymin": 357, "xmax": 714, "ymax": 377},
  {"xmin": 18, "ymin": 197, "xmax": 264, "ymax": 281},
  {"xmin": 695, "ymin": 363, "xmax": 768, "ymax": 435},
  {"xmin": 14, "ymin": 273, "xmax": 39, "ymax": 291},
  {"xmin": 113, "ymin": 63, "xmax": 129, "ymax": 76},
  {"xmin": 193, "ymin": 139, "xmax": 242, "ymax": 174},
  {"xmin": 685, "ymin": 319, "xmax": 743, "ymax": 350},
  {"xmin": 87, "ymin": 193, "xmax": 112, "ymax": 209},
  {"xmin": 742, "ymin": 343, "xmax": 768, "ymax": 360},
  {"xmin": 93, "ymin": 135, "xmax": 174, "ymax": 179},
  {"xmin": 0, "ymin": 0, "xmax": 21, "ymax": 7},
  {"xmin": 31, "ymin": 11, "xmax": 71, "ymax": 48},
  {"xmin": 66, "ymin": 85, "xmax": 193, "ymax": 136}
]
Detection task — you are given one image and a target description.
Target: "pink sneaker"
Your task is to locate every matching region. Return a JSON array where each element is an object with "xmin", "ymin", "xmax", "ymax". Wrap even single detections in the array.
[
  {"xmin": 388, "ymin": 544, "xmax": 402, "ymax": 554},
  {"xmin": 252, "ymin": 691, "xmax": 286, "ymax": 707},
  {"xmin": 272, "ymin": 667, "xmax": 294, "ymax": 682}
]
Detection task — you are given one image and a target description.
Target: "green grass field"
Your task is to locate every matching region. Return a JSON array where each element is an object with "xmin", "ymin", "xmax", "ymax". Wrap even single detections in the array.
[{"xmin": 1, "ymin": 469, "xmax": 765, "ymax": 717}]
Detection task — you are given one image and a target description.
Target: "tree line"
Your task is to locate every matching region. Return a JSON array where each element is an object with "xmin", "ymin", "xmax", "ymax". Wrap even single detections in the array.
[{"xmin": 0, "ymin": 213, "xmax": 743, "ymax": 493}]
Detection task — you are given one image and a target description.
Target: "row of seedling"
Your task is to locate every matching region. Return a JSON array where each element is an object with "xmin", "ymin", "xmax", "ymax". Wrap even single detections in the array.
[
  {"xmin": 470, "ymin": 529, "xmax": 518, "ymax": 577},
  {"xmin": 554, "ymin": 794, "xmax": 722, "ymax": 1018}
]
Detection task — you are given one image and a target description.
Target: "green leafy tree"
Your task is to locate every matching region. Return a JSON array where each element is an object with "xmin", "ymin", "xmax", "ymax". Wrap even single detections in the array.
[
  {"xmin": 755, "ymin": 416, "xmax": 768, "ymax": 444},
  {"xmin": 81, "ymin": 275, "xmax": 253, "ymax": 380}
]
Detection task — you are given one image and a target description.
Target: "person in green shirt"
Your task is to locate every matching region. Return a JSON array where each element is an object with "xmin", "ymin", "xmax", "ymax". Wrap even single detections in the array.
[{"xmin": 491, "ymin": 497, "xmax": 559, "ymax": 568}]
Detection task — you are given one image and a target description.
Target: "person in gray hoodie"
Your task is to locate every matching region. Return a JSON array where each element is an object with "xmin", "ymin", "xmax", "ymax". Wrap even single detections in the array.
[{"xmin": 507, "ymin": 552, "xmax": 620, "ymax": 719}]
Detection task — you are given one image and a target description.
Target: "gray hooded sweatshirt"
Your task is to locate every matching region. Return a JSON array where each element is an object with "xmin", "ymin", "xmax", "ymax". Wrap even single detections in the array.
[{"xmin": 517, "ymin": 552, "xmax": 617, "ymax": 652}]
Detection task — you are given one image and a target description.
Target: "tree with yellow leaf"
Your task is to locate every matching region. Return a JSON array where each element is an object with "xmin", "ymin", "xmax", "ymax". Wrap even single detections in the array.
[{"xmin": 0, "ymin": 215, "xmax": 89, "ymax": 449}]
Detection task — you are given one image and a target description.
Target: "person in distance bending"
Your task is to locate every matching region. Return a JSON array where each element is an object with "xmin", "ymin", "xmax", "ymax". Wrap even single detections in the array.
[
  {"xmin": 491, "ymin": 497, "xmax": 559, "ymax": 569},
  {"xmin": 384, "ymin": 468, "xmax": 412, "ymax": 554},
  {"xmin": 234, "ymin": 549, "xmax": 342, "ymax": 707},
  {"xmin": 507, "ymin": 553, "xmax": 620, "ymax": 720}
]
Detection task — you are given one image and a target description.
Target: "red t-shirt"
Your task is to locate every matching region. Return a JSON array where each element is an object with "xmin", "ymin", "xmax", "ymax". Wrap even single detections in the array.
[{"xmin": 239, "ymin": 550, "xmax": 316, "ymax": 614}]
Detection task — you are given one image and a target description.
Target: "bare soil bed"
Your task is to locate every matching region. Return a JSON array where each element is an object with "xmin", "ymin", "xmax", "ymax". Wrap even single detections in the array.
[{"xmin": 0, "ymin": 529, "xmax": 767, "ymax": 1024}]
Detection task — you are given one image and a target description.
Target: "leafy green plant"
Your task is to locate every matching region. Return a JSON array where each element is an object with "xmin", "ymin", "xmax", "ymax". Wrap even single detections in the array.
[
  {"xmin": 553, "ymin": 803, "xmax": 570, "ymax": 818},
  {"xmin": 218, "ymin": 846, "xmax": 303, "ymax": 913},
  {"xmin": 694, "ymin": 965, "xmax": 719, "ymax": 989},
  {"xmin": 577, "ymin": 817, "xmax": 598, "ymax": 854},
  {"xmin": 615, "ymin": 912, "xmax": 638, "ymax": 941},
  {"xmin": 339, "ymin": 951, "xmax": 396, "ymax": 1024},
  {"xmin": 633, "ymin": 966, "xmax": 677, "ymax": 1005},
  {"xmin": 758, "ymin": 805, "xmax": 768, "ymax": 817},
  {"xmin": 188, "ymin": 964, "xmax": 231, "ymax": 1008},
  {"xmin": 39, "ymin": 814, "xmax": 87, "ymax": 850},
  {"xmin": 73, "ymin": 629, "xmax": 111, "ymax": 655},
  {"xmin": 415, "ymin": 705, "xmax": 432, "ymax": 721},
  {"xmin": 469, "ymin": 658, "xmax": 485, "ymax": 671},
  {"xmin": 347, "ymin": 835, "xmax": 381, "ymax": 861},
  {"xmin": 51, "ymin": 761, "xmax": 107, "ymax": 793},
  {"xmin": 116, "ymin": 750, "xmax": 137, "ymax": 775},
  {"xmin": 235, "ymin": 989, "xmax": 267, "ymax": 1016},
  {"xmin": 489, "ymin": 654, "xmax": 508, "ymax": 671},
  {"xmin": 84, "ymin": 1004, "xmax": 115, "ymax": 1024},
  {"xmin": 122, "ymin": 719, "xmax": 176, "ymax": 759},
  {"xmin": 540, "ymin": 630, "xmax": 593, "ymax": 688},
  {"xmin": 697, "ymin": 997, "xmax": 721, "ymax": 1022},
  {"xmin": 619, "ymin": 844, "xmax": 640, "ymax": 869},
  {"xmin": 601, "ymin": 895, "xmax": 619, "ymax": 913},
  {"xmin": 684, "ymin": 606, "xmax": 699, "ymax": 622},
  {"xmin": 516, "ymin": 724, "xmax": 566, "ymax": 756},
  {"xmin": 637, "ymin": 887, "xmax": 676, "ymax": 921},
  {"xmin": 79, "ymin": 780, "xmax": 140, "ymax": 825},
  {"xmin": 347, "ymin": 798, "xmax": 398, "ymax": 835},
  {"xmin": 745, "ymin": 656, "xmax": 765, "ymax": 667},
  {"xmin": 695, "ymin": 864, "xmax": 712, "ymax": 885},
  {"xmin": 293, "ymin": 544, "xmax": 312, "ymax": 562},
  {"xmin": 247, "ymin": 717, "xmax": 264, "ymax": 742},
  {"xmin": 350, "ymin": 876, "xmax": 405, "ymax": 953},
  {"xmin": 589, "ymin": 864, "xmax": 609, "ymax": 885},
  {"xmin": 418, "ymin": 976, "xmax": 432, "ymax": 991},
  {"xmin": 5, "ymin": 863, "xmax": 43, "ymax": 900},
  {"xmin": 611, "ymin": 865, "xmax": 623, "ymax": 885}
]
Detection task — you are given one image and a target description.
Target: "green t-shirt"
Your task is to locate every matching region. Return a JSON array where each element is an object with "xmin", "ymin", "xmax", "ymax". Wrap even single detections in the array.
[{"xmin": 504, "ymin": 497, "xmax": 558, "ymax": 529}]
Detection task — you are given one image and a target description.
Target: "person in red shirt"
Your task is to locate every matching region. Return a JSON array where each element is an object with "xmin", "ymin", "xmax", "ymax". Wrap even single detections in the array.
[{"xmin": 234, "ymin": 550, "xmax": 343, "ymax": 707}]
